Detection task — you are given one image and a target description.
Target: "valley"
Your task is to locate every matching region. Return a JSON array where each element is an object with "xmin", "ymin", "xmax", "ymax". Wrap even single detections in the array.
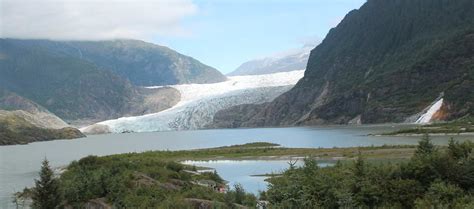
[
  {"xmin": 3, "ymin": 125, "xmax": 473, "ymax": 207},
  {"xmin": 1, "ymin": 0, "xmax": 474, "ymax": 208},
  {"xmin": 82, "ymin": 70, "xmax": 304, "ymax": 133}
]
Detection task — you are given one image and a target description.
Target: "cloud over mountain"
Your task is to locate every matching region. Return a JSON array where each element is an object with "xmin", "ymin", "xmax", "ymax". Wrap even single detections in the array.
[{"xmin": 1, "ymin": 0, "xmax": 197, "ymax": 40}]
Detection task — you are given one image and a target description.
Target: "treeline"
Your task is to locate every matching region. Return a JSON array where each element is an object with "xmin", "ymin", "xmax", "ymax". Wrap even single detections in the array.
[
  {"xmin": 15, "ymin": 155, "xmax": 257, "ymax": 208},
  {"xmin": 263, "ymin": 136, "xmax": 474, "ymax": 208}
]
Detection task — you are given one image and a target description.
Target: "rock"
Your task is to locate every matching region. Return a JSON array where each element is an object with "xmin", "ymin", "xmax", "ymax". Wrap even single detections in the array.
[{"xmin": 80, "ymin": 124, "xmax": 111, "ymax": 135}]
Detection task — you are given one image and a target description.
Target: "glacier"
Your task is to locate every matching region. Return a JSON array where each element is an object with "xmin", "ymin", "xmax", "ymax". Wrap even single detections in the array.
[{"xmin": 81, "ymin": 70, "xmax": 305, "ymax": 133}]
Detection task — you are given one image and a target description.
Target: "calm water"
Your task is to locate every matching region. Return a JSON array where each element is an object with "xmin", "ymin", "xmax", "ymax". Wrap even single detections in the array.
[
  {"xmin": 182, "ymin": 160, "xmax": 332, "ymax": 194},
  {"xmin": 1, "ymin": 125, "xmax": 472, "ymax": 207}
]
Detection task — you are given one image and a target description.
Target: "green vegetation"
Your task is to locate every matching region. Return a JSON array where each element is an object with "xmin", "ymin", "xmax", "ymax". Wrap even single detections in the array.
[
  {"xmin": 106, "ymin": 143, "xmax": 416, "ymax": 162},
  {"xmin": 0, "ymin": 39, "xmax": 138, "ymax": 120},
  {"xmin": 0, "ymin": 114, "xmax": 84, "ymax": 145},
  {"xmin": 17, "ymin": 139, "xmax": 474, "ymax": 208},
  {"xmin": 384, "ymin": 117, "xmax": 474, "ymax": 135},
  {"xmin": 243, "ymin": 0, "xmax": 474, "ymax": 127},
  {"xmin": 56, "ymin": 156, "xmax": 254, "ymax": 208},
  {"xmin": 20, "ymin": 156, "xmax": 257, "ymax": 208},
  {"xmin": 0, "ymin": 39, "xmax": 224, "ymax": 121},
  {"xmin": 265, "ymin": 136, "xmax": 474, "ymax": 208},
  {"xmin": 3, "ymin": 39, "xmax": 226, "ymax": 86},
  {"xmin": 32, "ymin": 159, "xmax": 61, "ymax": 209}
]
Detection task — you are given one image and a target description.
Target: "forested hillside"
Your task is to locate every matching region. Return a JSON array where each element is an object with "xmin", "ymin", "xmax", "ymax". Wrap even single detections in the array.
[
  {"xmin": 234, "ymin": 0, "xmax": 473, "ymax": 127},
  {"xmin": 5, "ymin": 39, "xmax": 226, "ymax": 86},
  {"xmin": 0, "ymin": 40, "xmax": 139, "ymax": 120}
]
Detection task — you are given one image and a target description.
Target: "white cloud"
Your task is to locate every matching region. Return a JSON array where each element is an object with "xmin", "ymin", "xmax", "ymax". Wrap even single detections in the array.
[{"xmin": 0, "ymin": 0, "xmax": 198, "ymax": 40}]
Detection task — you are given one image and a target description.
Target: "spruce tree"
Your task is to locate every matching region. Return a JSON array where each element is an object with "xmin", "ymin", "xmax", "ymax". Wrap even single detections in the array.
[
  {"xmin": 32, "ymin": 158, "xmax": 61, "ymax": 209},
  {"xmin": 415, "ymin": 134, "xmax": 435, "ymax": 156}
]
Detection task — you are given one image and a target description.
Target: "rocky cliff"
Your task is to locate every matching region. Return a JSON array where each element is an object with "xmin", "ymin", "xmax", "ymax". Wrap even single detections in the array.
[
  {"xmin": 0, "ymin": 89, "xmax": 85, "ymax": 145},
  {"xmin": 228, "ymin": 0, "xmax": 473, "ymax": 127}
]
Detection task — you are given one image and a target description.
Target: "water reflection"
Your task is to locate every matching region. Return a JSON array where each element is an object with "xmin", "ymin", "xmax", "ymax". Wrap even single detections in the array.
[{"xmin": 182, "ymin": 160, "xmax": 332, "ymax": 194}]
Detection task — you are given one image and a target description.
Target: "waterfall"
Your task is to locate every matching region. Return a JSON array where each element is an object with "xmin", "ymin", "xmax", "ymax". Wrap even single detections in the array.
[{"xmin": 415, "ymin": 98, "xmax": 444, "ymax": 124}]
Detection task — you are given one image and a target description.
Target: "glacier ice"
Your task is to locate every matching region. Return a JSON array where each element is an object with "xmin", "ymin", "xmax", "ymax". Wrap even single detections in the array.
[{"xmin": 82, "ymin": 70, "xmax": 305, "ymax": 133}]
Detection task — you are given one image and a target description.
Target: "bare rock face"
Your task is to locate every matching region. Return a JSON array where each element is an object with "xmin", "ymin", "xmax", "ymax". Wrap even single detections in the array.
[
  {"xmin": 210, "ymin": 103, "xmax": 268, "ymax": 128},
  {"xmin": 0, "ymin": 89, "xmax": 85, "ymax": 145},
  {"xmin": 5, "ymin": 110, "xmax": 69, "ymax": 129},
  {"xmin": 128, "ymin": 87, "xmax": 181, "ymax": 116},
  {"xmin": 0, "ymin": 89, "xmax": 69, "ymax": 129},
  {"xmin": 83, "ymin": 198, "xmax": 112, "ymax": 209},
  {"xmin": 80, "ymin": 124, "xmax": 111, "ymax": 135},
  {"xmin": 0, "ymin": 110, "xmax": 85, "ymax": 145}
]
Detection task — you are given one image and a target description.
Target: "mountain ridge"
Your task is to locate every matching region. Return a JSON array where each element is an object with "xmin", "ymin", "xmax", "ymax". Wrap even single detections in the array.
[
  {"xmin": 228, "ymin": 46, "xmax": 311, "ymax": 76},
  {"xmin": 4, "ymin": 39, "xmax": 227, "ymax": 86},
  {"xmin": 217, "ymin": 0, "xmax": 474, "ymax": 127}
]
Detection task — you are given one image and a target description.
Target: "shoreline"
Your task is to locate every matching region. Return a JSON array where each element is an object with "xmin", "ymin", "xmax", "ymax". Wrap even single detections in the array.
[{"xmin": 374, "ymin": 132, "xmax": 474, "ymax": 137}]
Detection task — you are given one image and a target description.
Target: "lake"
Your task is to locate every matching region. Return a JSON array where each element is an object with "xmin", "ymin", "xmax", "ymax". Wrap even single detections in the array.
[
  {"xmin": 181, "ymin": 160, "xmax": 333, "ymax": 194},
  {"xmin": 1, "ymin": 125, "xmax": 472, "ymax": 207}
]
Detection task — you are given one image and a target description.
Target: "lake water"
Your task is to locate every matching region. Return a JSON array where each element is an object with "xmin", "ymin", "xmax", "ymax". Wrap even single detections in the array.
[
  {"xmin": 1, "ymin": 125, "xmax": 472, "ymax": 207},
  {"xmin": 182, "ymin": 160, "xmax": 333, "ymax": 195}
]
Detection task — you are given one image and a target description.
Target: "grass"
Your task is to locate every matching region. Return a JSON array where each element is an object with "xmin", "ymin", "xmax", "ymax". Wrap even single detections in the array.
[
  {"xmin": 381, "ymin": 116, "xmax": 474, "ymax": 136},
  {"xmin": 102, "ymin": 143, "xmax": 418, "ymax": 163}
]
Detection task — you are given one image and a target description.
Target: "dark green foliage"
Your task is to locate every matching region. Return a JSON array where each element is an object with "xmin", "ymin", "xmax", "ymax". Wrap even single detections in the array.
[
  {"xmin": 166, "ymin": 161, "xmax": 184, "ymax": 172},
  {"xmin": 25, "ymin": 153, "xmax": 258, "ymax": 208},
  {"xmin": 223, "ymin": 183, "xmax": 256, "ymax": 208},
  {"xmin": 267, "ymin": 136, "xmax": 474, "ymax": 208},
  {"xmin": 32, "ymin": 159, "xmax": 61, "ymax": 209},
  {"xmin": 3, "ymin": 39, "xmax": 226, "ymax": 86},
  {"xmin": 233, "ymin": 183, "xmax": 245, "ymax": 204},
  {"xmin": 0, "ymin": 39, "xmax": 138, "ymax": 120},
  {"xmin": 448, "ymin": 138, "xmax": 474, "ymax": 160},
  {"xmin": 0, "ymin": 114, "xmax": 84, "ymax": 145},
  {"xmin": 415, "ymin": 134, "xmax": 436, "ymax": 156},
  {"xmin": 200, "ymin": 170, "xmax": 225, "ymax": 183},
  {"xmin": 249, "ymin": 0, "xmax": 474, "ymax": 126}
]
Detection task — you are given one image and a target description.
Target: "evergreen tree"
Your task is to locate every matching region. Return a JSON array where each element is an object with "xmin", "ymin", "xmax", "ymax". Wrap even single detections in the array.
[
  {"xmin": 448, "ymin": 138, "xmax": 473, "ymax": 160},
  {"xmin": 32, "ymin": 158, "xmax": 61, "ymax": 209},
  {"xmin": 354, "ymin": 151, "xmax": 366, "ymax": 178},
  {"xmin": 415, "ymin": 134, "xmax": 435, "ymax": 156},
  {"xmin": 234, "ymin": 183, "xmax": 245, "ymax": 204}
]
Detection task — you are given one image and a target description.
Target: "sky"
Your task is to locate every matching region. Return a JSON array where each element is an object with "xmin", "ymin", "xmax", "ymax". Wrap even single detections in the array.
[{"xmin": 1, "ymin": 0, "xmax": 366, "ymax": 74}]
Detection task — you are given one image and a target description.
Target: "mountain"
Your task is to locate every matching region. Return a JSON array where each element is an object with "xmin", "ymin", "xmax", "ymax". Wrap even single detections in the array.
[
  {"xmin": 0, "ymin": 110, "xmax": 84, "ymax": 145},
  {"xmin": 0, "ymin": 39, "xmax": 140, "ymax": 121},
  {"xmin": 0, "ymin": 88, "xmax": 85, "ymax": 145},
  {"xmin": 221, "ymin": 0, "xmax": 474, "ymax": 127},
  {"xmin": 0, "ymin": 88, "xmax": 70, "ymax": 129},
  {"xmin": 8, "ymin": 39, "xmax": 227, "ymax": 86},
  {"xmin": 228, "ymin": 46, "xmax": 312, "ymax": 76},
  {"xmin": 0, "ymin": 39, "xmax": 183, "ymax": 122},
  {"xmin": 82, "ymin": 71, "xmax": 304, "ymax": 134}
]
